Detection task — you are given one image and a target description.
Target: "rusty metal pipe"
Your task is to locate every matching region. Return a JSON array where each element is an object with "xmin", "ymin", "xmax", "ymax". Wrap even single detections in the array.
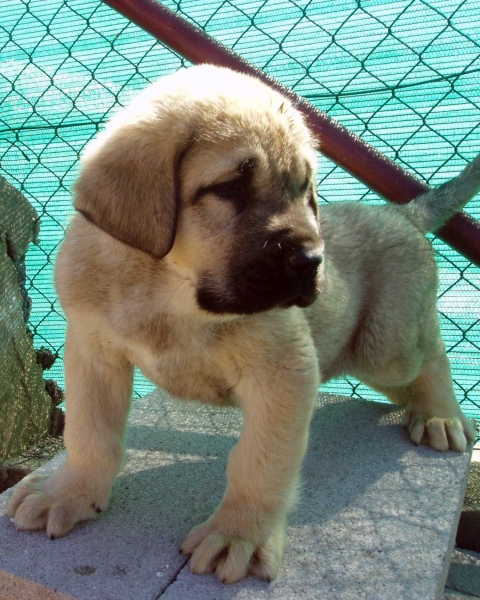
[{"xmin": 102, "ymin": 0, "xmax": 480, "ymax": 266}]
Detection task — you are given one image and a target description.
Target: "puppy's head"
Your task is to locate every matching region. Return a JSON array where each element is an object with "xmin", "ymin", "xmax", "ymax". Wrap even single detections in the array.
[{"xmin": 75, "ymin": 66, "xmax": 323, "ymax": 316}]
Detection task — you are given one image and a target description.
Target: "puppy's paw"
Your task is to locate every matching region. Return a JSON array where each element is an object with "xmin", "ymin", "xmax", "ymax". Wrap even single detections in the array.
[
  {"xmin": 181, "ymin": 515, "xmax": 286, "ymax": 584},
  {"xmin": 404, "ymin": 405, "xmax": 475, "ymax": 452},
  {"xmin": 7, "ymin": 467, "xmax": 110, "ymax": 539}
]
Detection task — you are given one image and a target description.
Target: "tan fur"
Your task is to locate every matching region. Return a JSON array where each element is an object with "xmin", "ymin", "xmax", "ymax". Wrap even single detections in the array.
[{"xmin": 8, "ymin": 65, "xmax": 474, "ymax": 584}]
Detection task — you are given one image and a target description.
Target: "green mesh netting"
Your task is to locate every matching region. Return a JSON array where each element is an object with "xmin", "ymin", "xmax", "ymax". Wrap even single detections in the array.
[
  {"xmin": 0, "ymin": 174, "xmax": 51, "ymax": 459},
  {"xmin": 1, "ymin": 1, "xmax": 479, "ymax": 438}
]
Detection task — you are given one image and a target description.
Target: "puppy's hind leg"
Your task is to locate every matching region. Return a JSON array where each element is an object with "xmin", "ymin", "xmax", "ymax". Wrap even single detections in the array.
[
  {"xmin": 8, "ymin": 323, "xmax": 134, "ymax": 538},
  {"xmin": 370, "ymin": 351, "xmax": 475, "ymax": 452},
  {"xmin": 403, "ymin": 352, "xmax": 475, "ymax": 451}
]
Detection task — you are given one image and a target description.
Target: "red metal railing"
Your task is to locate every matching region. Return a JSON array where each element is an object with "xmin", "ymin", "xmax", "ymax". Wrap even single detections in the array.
[{"xmin": 103, "ymin": 0, "xmax": 480, "ymax": 267}]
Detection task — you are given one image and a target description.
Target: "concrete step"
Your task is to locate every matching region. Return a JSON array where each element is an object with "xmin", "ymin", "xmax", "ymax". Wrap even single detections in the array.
[
  {"xmin": 0, "ymin": 391, "xmax": 472, "ymax": 600},
  {"xmin": 444, "ymin": 592, "xmax": 479, "ymax": 600},
  {"xmin": 445, "ymin": 547, "xmax": 480, "ymax": 599}
]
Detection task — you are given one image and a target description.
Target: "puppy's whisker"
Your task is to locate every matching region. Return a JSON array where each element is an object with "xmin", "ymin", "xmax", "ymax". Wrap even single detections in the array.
[
  {"xmin": 179, "ymin": 279, "xmax": 194, "ymax": 308},
  {"xmin": 164, "ymin": 277, "xmax": 190, "ymax": 312}
]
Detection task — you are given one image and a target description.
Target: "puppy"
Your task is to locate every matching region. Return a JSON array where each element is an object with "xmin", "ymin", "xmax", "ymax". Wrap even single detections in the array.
[{"xmin": 8, "ymin": 65, "xmax": 478, "ymax": 584}]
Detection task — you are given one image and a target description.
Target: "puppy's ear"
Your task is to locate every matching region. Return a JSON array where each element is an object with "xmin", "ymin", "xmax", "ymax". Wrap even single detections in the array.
[{"xmin": 74, "ymin": 124, "xmax": 192, "ymax": 259}]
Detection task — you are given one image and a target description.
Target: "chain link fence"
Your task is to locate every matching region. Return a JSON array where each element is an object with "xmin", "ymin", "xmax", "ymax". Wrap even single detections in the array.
[{"xmin": 1, "ymin": 0, "xmax": 479, "ymax": 436}]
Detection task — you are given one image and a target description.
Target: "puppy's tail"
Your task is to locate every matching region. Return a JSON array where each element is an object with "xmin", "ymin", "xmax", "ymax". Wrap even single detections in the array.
[{"xmin": 401, "ymin": 153, "xmax": 480, "ymax": 234}]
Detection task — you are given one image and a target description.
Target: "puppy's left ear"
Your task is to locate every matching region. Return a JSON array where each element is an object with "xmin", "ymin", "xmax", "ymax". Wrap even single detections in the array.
[{"xmin": 74, "ymin": 123, "xmax": 192, "ymax": 259}]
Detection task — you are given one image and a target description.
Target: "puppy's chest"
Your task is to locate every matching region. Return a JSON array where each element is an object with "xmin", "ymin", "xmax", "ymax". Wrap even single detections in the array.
[{"xmin": 127, "ymin": 323, "xmax": 234, "ymax": 406}]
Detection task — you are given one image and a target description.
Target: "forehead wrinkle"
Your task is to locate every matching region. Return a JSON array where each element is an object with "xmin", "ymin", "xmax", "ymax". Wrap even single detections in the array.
[
  {"xmin": 181, "ymin": 140, "xmax": 253, "ymax": 194},
  {"xmin": 186, "ymin": 105, "xmax": 313, "ymax": 200},
  {"xmin": 266, "ymin": 149, "xmax": 312, "ymax": 199},
  {"xmin": 255, "ymin": 114, "xmax": 313, "ymax": 196}
]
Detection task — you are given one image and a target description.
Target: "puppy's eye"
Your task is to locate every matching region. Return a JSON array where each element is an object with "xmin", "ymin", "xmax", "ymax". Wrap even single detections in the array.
[
  {"xmin": 240, "ymin": 158, "xmax": 255, "ymax": 175},
  {"xmin": 195, "ymin": 178, "xmax": 248, "ymax": 212},
  {"xmin": 217, "ymin": 183, "xmax": 245, "ymax": 203}
]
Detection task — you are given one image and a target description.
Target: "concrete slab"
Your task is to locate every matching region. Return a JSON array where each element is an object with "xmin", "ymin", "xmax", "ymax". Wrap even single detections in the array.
[{"xmin": 0, "ymin": 391, "xmax": 472, "ymax": 600}]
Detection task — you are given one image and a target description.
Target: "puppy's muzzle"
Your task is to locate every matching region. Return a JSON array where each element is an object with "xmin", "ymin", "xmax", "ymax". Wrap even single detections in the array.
[
  {"xmin": 196, "ymin": 238, "xmax": 324, "ymax": 316},
  {"xmin": 264, "ymin": 237, "xmax": 323, "ymax": 280},
  {"xmin": 248, "ymin": 237, "xmax": 323, "ymax": 309},
  {"xmin": 286, "ymin": 248, "xmax": 323, "ymax": 278},
  {"xmin": 279, "ymin": 243, "xmax": 323, "ymax": 309}
]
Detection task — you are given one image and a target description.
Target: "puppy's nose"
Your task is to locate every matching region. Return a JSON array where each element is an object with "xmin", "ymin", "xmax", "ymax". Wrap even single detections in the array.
[{"xmin": 286, "ymin": 249, "xmax": 323, "ymax": 277}]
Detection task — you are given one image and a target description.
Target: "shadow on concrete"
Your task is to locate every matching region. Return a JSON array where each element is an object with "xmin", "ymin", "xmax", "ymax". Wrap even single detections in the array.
[{"xmin": 0, "ymin": 395, "xmax": 468, "ymax": 600}]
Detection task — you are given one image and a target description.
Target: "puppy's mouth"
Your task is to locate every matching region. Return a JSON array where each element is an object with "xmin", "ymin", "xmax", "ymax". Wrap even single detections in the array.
[
  {"xmin": 196, "ymin": 262, "xmax": 322, "ymax": 315},
  {"xmin": 281, "ymin": 291, "xmax": 318, "ymax": 309}
]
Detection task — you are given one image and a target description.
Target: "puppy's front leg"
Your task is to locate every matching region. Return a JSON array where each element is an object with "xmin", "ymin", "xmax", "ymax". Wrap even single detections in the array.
[
  {"xmin": 8, "ymin": 324, "xmax": 133, "ymax": 539},
  {"xmin": 182, "ymin": 326, "xmax": 319, "ymax": 583}
]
